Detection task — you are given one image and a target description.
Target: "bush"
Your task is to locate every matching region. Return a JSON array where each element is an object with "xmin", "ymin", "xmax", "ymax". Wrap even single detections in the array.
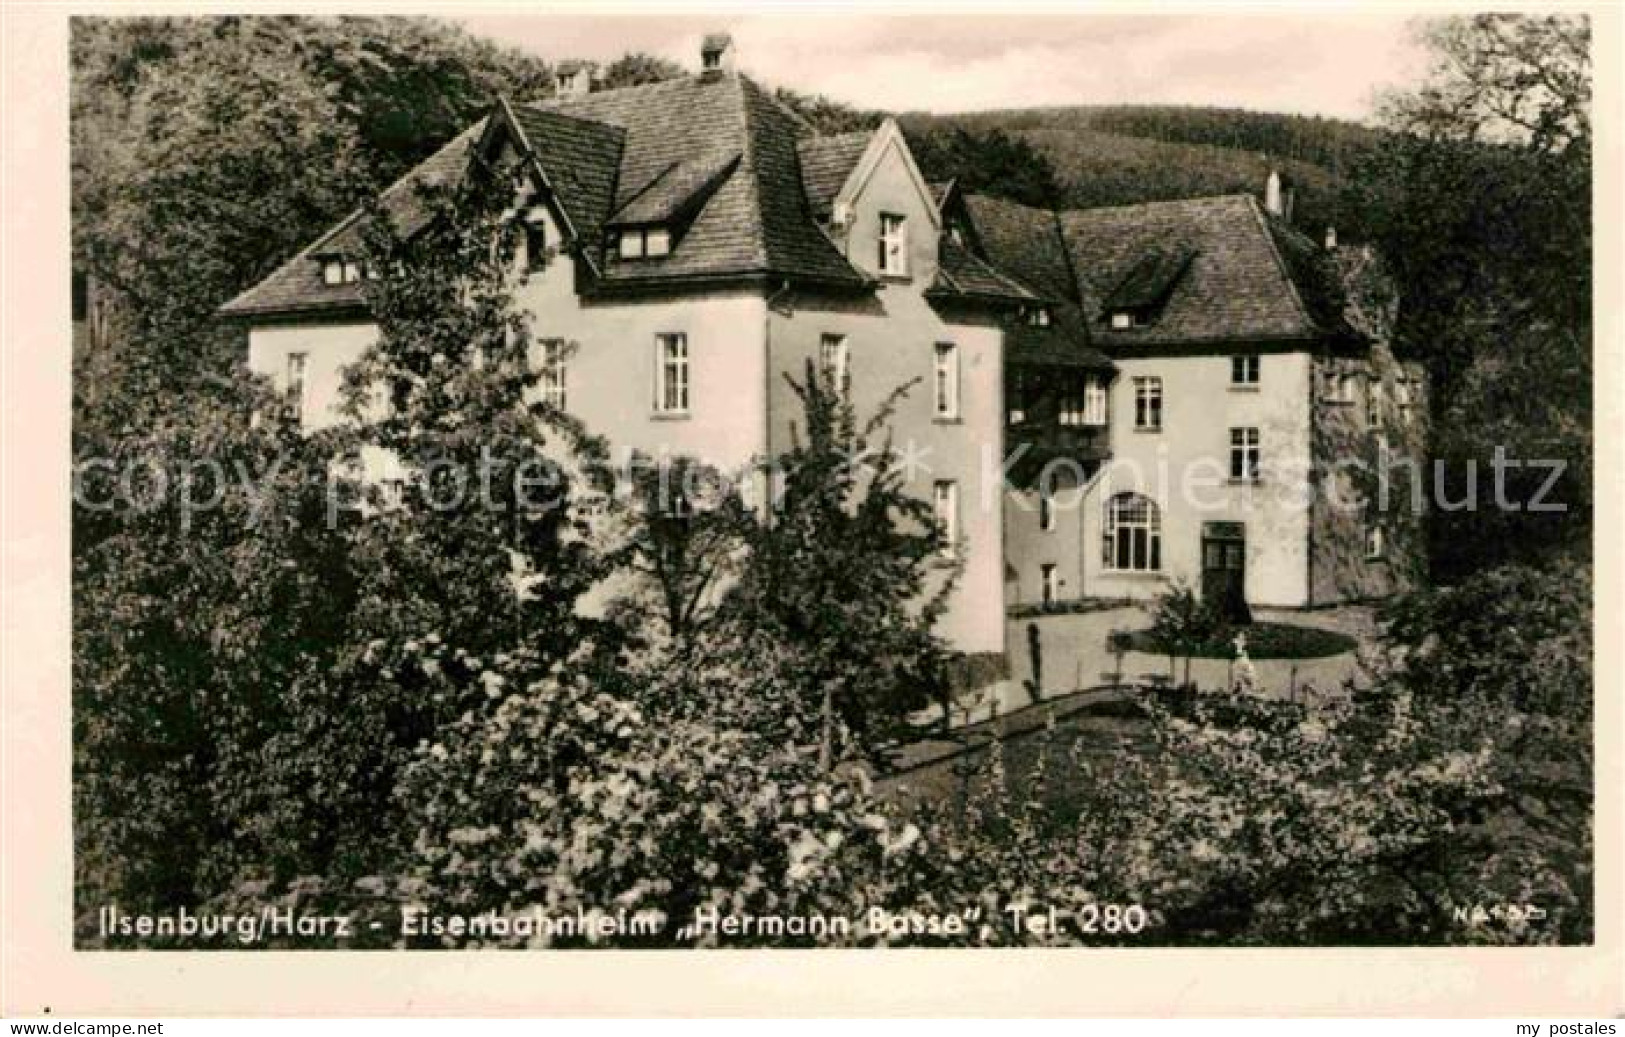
[{"xmin": 390, "ymin": 641, "xmax": 946, "ymax": 947}]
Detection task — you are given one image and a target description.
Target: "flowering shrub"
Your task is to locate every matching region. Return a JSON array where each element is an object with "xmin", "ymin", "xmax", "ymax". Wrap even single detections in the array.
[{"xmin": 390, "ymin": 639, "xmax": 951, "ymax": 947}]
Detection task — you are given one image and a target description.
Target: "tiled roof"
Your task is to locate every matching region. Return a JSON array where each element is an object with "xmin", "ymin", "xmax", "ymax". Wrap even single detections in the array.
[
  {"xmin": 507, "ymin": 105, "xmax": 625, "ymax": 269},
  {"xmin": 532, "ymin": 73, "xmax": 867, "ymax": 290},
  {"xmin": 222, "ymin": 73, "xmax": 1072, "ymax": 320},
  {"xmin": 958, "ymin": 194, "xmax": 1112, "ymax": 370},
  {"xmin": 1102, "ymin": 245, "xmax": 1197, "ymax": 311},
  {"xmin": 795, "ymin": 130, "xmax": 871, "ymax": 219},
  {"xmin": 960, "ymin": 194, "xmax": 1078, "ymax": 305},
  {"xmin": 609, "ymin": 150, "xmax": 739, "ymax": 226},
  {"xmin": 1060, "ymin": 194, "xmax": 1352, "ymax": 347},
  {"xmin": 927, "ymin": 236, "xmax": 1038, "ymax": 304}
]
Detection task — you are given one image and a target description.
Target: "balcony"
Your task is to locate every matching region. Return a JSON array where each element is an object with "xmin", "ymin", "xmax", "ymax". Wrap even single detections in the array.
[{"xmin": 1005, "ymin": 415, "xmax": 1110, "ymax": 488}]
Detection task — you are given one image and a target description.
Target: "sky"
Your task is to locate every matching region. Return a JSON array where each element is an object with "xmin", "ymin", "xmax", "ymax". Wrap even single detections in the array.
[{"xmin": 455, "ymin": 10, "xmax": 1433, "ymax": 123}]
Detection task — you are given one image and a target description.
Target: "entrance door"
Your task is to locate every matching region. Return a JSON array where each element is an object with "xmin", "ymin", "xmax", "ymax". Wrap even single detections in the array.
[{"xmin": 1201, "ymin": 521, "xmax": 1250, "ymax": 624}]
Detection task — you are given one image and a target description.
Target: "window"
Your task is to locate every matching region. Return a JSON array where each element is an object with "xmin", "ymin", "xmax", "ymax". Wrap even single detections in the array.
[
  {"xmin": 524, "ymin": 222, "xmax": 548, "ymax": 273},
  {"xmin": 1367, "ymin": 380, "xmax": 1383, "ymax": 429},
  {"xmin": 283, "ymin": 352, "xmax": 308, "ymax": 424},
  {"xmin": 537, "ymin": 339, "xmax": 567, "ymax": 410},
  {"xmin": 932, "ymin": 480, "xmax": 957, "ymax": 559},
  {"xmin": 617, "ymin": 227, "xmax": 671, "ymax": 260},
  {"xmin": 1084, "ymin": 379, "xmax": 1108, "ymax": 426},
  {"xmin": 320, "ymin": 259, "xmax": 363, "ymax": 286},
  {"xmin": 878, "ymin": 212, "xmax": 908, "ymax": 277},
  {"xmin": 1058, "ymin": 380, "xmax": 1085, "ymax": 426},
  {"xmin": 933, "ymin": 342, "xmax": 959, "ymax": 420},
  {"xmin": 1103, "ymin": 493, "xmax": 1161, "ymax": 572},
  {"xmin": 1325, "ymin": 370, "xmax": 1358, "ymax": 404},
  {"xmin": 1025, "ymin": 306, "xmax": 1051, "ymax": 328},
  {"xmin": 654, "ymin": 333, "xmax": 689, "ymax": 414},
  {"xmin": 1229, "ymin": 427, "xmax": 1261, "ymax": 482},
  {"xmin": 1231, "ymin": 354, "xmax": 1260, "ymax": 386},
  {"xmin": 1366, "ymin": 525, "xmax": 1386, "ymax": 560},
  {"xmin": 819, "ymin": 334, "xmax": 850, "ymax": 394},
  {"xmin": 1039, "ymin": 485, "xmax": 1055, "ymax": 532},
  {"xmin": 1396, "ymin": 376, "xmax": 1415, "ymax": 412},
  {"xmin": 1110, "ymin": 311, "xmax": 1136, "ymax": 329},
  {"xmin": 1133, "ymin": 376, "xmax": 1162, "ymax": 430},
  {"xmin": 1041, "ymin": 564, "xmax": 1059, "ymax": 606},
  {"xmin": 1057, "ymin": 376, "xmax": 1108, "ymax": 427}
]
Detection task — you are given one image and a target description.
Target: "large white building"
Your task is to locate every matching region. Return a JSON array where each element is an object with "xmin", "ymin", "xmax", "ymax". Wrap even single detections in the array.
[
  {"xmin": 941, "ymin": 186, "xmax": 1428, "ymax": 613},
  {"xmin": 221, "ymin": 35, "xmax": 1426, "ymax": 662}
]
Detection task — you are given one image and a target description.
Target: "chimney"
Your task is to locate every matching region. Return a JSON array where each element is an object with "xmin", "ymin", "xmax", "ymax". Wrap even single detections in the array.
[
  {"xmin": 1264, "ymin": 169, "xmax": 1282, "ymax": 216},
  {"xmin": 700, "ymin": 33, "xmax": 737, "ymax": 77},
  {"xmin": 554, "ymin": 61, "xmax": 595, "ymax": 99},
  {"xmin": 1324, "ymin": 225, "xmax": 1338, "ymax": 250}
]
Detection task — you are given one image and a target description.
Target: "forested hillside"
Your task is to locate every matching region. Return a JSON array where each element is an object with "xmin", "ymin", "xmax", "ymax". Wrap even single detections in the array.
[{"xmin": 899, "ymin": 105, "xmax": 1385, "ymax": 238}]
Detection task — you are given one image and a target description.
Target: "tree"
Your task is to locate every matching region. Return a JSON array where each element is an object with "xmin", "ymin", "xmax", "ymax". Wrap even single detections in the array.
[
  {"xmin": 70, "ymin": 16, "xmax": 554, "ymax": 394},
  {"xmin": 335, "ymin": 152, "xmax": 611, "ymax": 664},
  {"xmin": 603, "ymin": 454, "xmax": 749, "ymax": 657},
  {"xmin": 772, "ymin": 86, "xmax": 884, "ymax": 135},
  {"xmin": 73, "ymin": 114, "xmax": 620, "ymax": 931},
  {"xmin": 1379, "ymin": 14, "xmax": 1590, "ymax": 154},
  {"xmin": 716, "ymin": 365, "xmax": 958, "ymax": 768},
  {"xmin": 599, "ymin": 52, "xmax": 686, "ymax": 90},
  {"xmin": 73, "ymin": 372, "xmax": 359, "ymax": 915},
  {"xmin": 1347, "ymin": 13, "xmax": 1591, "ymax": 578},
  {"xmin": 904, "ymin": 125, "xmax": 1067, "ymax": 209}
]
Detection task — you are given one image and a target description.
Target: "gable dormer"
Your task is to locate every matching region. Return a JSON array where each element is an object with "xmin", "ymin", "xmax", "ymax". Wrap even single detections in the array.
[{"xmin": 816, "ymin": 119, "xmax": 942, "ymax": 285}]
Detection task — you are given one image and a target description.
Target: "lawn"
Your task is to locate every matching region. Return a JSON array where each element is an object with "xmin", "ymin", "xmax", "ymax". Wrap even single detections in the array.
[{"xmin": 1118, "ymin": 621, "xmax": 1356, "ymax": 660}]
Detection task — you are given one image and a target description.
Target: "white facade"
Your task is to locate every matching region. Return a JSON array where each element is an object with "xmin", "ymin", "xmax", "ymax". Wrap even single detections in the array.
[{"xmin": 1075, "ymin": 350, "xmax": 1315, "ymax": 607}]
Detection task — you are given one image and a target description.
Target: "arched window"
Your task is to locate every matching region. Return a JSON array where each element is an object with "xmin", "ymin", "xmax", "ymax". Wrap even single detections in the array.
[{"xmin": 1104, "ymin": 493, "xmax": 1161, "ymax": 572}]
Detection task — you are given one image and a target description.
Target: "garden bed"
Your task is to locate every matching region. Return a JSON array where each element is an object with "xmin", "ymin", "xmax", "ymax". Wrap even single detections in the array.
[{"xmin": 1118, "ymin": 621, "xmax": 1356, "ymax": 660}]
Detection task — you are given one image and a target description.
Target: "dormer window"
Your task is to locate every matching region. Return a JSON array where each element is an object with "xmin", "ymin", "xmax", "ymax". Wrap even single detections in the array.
[
  {"xmin": 320, "ymin": 258, "xmax": 364, "ymax": 286},
  {"xmin": 878, "ymin": 212, "xmax": 908, "ymax": 278},
  {"xmin": 1110, "ymin": 311, "xmax": 1137, "ymax": 329},
  {"xmin": 616, "ymin": 228, "xmax": 671, "ymax": 260}
]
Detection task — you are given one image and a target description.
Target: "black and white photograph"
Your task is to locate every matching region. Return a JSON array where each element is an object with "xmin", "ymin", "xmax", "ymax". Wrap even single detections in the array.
[{"xmin": 2, "ymin": 0, "xmax": 1619, "ymax": 1019}]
